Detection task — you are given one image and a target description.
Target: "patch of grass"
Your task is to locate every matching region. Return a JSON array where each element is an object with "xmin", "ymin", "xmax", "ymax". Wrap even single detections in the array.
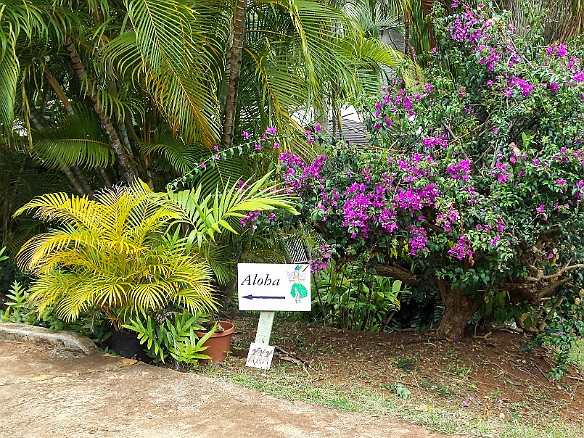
[
  {"xmin": 204, "ymin": 364, "xmax": 582, "ymax": 438},
  {"xmin": 419, "ymin": 376, "xmax": 455, "ymax": 397},
  {"xmin": 466, "ymin": 382, "xmax": 479, "ymax": 392},
  {"xmin": 432, "ymin": 382, "xmax": 454, "ymax": 397},
  {"xmin": 571, "ymin": 339, "xmax": 584, "ymax": 370},
  {"xmin": 395, "ymin": 356, "xmax": 417, "ymax": 372},
  {"xmin": 446, "ymin": 362, "xmax": 472, "ymax": 377}
]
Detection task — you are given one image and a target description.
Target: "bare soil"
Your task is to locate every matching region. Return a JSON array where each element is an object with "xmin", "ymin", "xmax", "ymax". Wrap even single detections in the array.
[
  {"xmin": 0, "ymin": 339, "xmax": 449, "ymax": 438},
  {"xmin": 228, "ymin": 316, "xmax": 584, "ymax": 429},
  {"xmin": 2, "ymin": 317, "xmax": 583, "ymax": 437}
]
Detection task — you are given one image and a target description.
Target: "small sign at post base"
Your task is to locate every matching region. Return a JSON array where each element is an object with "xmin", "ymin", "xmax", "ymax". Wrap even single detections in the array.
[{"xmin": 245, "ymin": 342, "xmax": 275, "ymax": 370}]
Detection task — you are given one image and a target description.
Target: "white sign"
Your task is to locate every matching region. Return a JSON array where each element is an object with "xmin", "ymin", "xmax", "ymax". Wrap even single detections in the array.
[
  {"xmin": 238, "ymin": 263, "xmax": 311, "ymax": 311},
  {"xmin": 245, "ymin": 342, "xmax": 275, "ymax": 370}
]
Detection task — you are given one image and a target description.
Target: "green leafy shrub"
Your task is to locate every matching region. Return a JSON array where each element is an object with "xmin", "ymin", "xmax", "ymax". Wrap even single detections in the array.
[
  {"xmin": 274, "ymin": 0, "xmax": 584, "ymax": 360},
  {"xmin": 0, "ymin": 281, "xmax": 37, "ymax": 325},
  {"xmin": 0, "ymin": 280, "xmax": 111, "ymax": 343},
  {"xmin": 313, "ymin": 261, "xmax": 407, "ymax": 332},
  {"xmin": 123, "ymin": 311, "xmax": 215, "ymax": 366},
  {"xmin": 528, "ymin": 291, "xmax": 584, "ymax": 380}
]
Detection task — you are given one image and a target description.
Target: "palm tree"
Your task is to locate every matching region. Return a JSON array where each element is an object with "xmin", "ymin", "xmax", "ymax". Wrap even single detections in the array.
[
  {"xmin": 13, "ymin": 174, "xmax": 298, "ymax": 327},
  {"xmin": 223, "ymin": 0, "xmax": 407, "ymax": 153},
  {"xmin": 1, "ymin": 0, "xmax": 407, "ymax": 257},
  {"xmin": 13, "ymin": 180, "xmax": 215, "ymax": 327},
  {"xmin": 1, "ymin": 0, "xmax": 405, "ymax": 184},
  {"xmin": 1, "ymin": 0, "xmax": 226, "ymax": 186},
  {"xmin": 497, "ymin": 0, "xmax": 584, "ymax": 42}
]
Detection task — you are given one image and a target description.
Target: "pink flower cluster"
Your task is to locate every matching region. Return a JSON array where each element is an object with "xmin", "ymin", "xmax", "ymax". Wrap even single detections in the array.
[
  {"xmin": 447, "ymin": 4, "xmax": 519, "ymax": 72},
  {"xmin": 448, "ymin": 235, "xmax": 474, "ymax": 260},
  {"xmin": 446, "ymin": 159, "xmax": 472, "ymax": 181}
]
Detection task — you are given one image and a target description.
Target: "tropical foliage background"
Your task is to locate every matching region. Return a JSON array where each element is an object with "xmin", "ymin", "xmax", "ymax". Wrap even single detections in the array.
[
  {"xmin": 0, "ymin": 0, "xmax": 406, "ymax": 253},
  {"xmin": 1, "ymin": 0, "xmax": 584, "ymax": 373}
]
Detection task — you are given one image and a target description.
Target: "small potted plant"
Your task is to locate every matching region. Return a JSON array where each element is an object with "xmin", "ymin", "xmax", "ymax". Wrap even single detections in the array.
[{"xmin": 194, "ymin": 319, "xmax": 235, "ymax": 363}]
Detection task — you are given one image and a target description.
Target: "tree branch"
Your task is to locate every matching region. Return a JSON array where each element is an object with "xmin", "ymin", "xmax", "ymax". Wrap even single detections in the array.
[
  {"xmin": 374, "ymin": 264, "xmax": 419, "ymax": 285},
  {"xmin": 525, "ymin": 263, "xmax": 584, "ymax": 282}
]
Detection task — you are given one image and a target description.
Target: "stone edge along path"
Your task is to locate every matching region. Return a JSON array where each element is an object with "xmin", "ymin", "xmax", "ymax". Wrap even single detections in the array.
[{"xmin": 0, "ymin": 322, "xmax": 98, "ymax": 355}]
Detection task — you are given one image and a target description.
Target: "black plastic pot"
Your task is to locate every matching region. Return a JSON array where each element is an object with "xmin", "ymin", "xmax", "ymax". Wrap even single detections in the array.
[{"xmin": 110, "ymin": 328, "xmax": 150, "ymax": 362}]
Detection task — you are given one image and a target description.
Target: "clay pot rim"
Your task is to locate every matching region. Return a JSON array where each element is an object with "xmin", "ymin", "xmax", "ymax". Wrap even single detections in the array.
[{"xmin": 195, "ymin": 320, "xmax": 234, "ymax": 338}]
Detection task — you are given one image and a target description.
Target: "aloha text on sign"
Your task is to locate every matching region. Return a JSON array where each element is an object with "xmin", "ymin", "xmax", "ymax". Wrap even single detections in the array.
[{"xmin": 237, "ymin": 263, "xmax": 311, "ymax": 312}]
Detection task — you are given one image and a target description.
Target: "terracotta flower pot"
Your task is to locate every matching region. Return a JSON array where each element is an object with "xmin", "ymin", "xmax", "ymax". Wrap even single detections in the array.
[{"xmin": 195, "ymin": 321, "xmax": 234, "ymax": 363}]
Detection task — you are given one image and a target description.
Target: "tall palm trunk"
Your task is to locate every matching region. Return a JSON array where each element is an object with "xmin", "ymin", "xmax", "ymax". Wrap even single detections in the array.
[
  {"xmin": 498, "ymin": 0, "xmax": 584, "ymax": 42},
  {"xmin": 220, "ymin": 0, "xmax": 247, "ymax": 149},
  {"xmin": 64, "ymin": 37, "xmax": 138, "ymax": 184}
]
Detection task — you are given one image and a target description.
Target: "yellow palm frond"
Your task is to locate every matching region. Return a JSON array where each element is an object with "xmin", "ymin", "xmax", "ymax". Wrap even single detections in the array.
[
  {"xmin": 168, "ymin": 171, "xmax": 298, "ymax": 245},
  {"xmin": 15, "ymin": 178, "xmax": 218, "ymax": 323},
  {"xmin": 13, "ymin": 192, "xmax": 102, "ymax": 230}
]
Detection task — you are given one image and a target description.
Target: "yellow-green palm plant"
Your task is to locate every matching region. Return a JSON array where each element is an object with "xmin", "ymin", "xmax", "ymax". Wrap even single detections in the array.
[
  {"xmin": 13, "ymin": 180, "xmax": 215, "ymax": 329},
  {"xmin": 13, "ymin": 175, "xmax": 297, "ymax": 329}
]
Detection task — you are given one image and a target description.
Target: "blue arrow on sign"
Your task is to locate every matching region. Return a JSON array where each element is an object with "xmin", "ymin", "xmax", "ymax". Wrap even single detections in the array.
[{"xmin": 242, "ymin": 294, "xmax": 286, "ymax": 300}]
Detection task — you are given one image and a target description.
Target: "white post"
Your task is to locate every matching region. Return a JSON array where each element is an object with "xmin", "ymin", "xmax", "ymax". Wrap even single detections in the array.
[{"xmin": 254, "ymin": 311, "xmax": 276, "ymax": 344}]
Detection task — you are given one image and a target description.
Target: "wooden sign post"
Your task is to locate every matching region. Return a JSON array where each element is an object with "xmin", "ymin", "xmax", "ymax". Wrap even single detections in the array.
[{"xmin": 238, "ymin": 263, "xmax": 311, "ymax": 369}]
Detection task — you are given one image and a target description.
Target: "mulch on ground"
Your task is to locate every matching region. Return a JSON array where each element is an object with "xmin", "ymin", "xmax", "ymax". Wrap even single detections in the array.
[{"xmin": 227, "ymin": 316, "xmax": 584, "ymax": 427}]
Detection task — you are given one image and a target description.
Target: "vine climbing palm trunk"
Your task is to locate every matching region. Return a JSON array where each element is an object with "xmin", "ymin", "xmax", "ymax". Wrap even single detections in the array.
[
  {"xmin": 64, "ymin": 37, "xmax": 138, "ymax": 185},
  {"xmin": 221, "ymin": 0, "xmax": 247, "ymax": 149}
]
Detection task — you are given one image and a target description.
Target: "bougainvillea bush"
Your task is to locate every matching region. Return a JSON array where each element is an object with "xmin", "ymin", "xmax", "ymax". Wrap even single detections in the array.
[{"xmin": 276, "ymin": 0, "xmax": 584, "ymax": 360}]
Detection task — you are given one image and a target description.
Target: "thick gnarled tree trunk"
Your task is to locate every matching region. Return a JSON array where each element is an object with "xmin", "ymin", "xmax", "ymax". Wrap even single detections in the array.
[{"xmin": 435, "ymin": 278, "xmax": 480, "ymax": 339}]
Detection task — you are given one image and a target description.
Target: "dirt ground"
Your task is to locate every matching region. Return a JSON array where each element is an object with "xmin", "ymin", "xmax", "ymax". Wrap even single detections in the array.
[
  {"xmin": 2, "ymin": 318, "xmax": 583, "ymax": 437},
  {"xmin": 0, "ymin": 339, "xmax": 450, "ymax": 438},
  {"xmin": 228, "ymin": 316, "xmax": 584, "ymax": 429}
]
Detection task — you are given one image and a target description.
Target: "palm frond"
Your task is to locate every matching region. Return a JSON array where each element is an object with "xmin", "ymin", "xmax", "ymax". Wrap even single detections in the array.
[
  {"xmin": 238, "ymin": 0, "xmax": 407, "ymax": 155},
  {"xmin": 198, "ymin": 243, "xmax": 235, "ymax": 285},
  {"xmin": 0, "ymin": 27, "xmax": 18, "ymax": 128},
  {"xmin": 14, "ymin": 191, "xmax": 100, "ymax": 227},
  {"xmin": 0, "ymin": 1, "xmax": 76, "ymax": 127},
  {"xmin": 31, "ymin": 110, "xmax": 114, "ymax": 169},
  {"xmin": 139, "ymin": 135, "xmax": 199, "ymax": 176},
  {"xmin": 101, "ymin": 0, "xmax": 225, "ymax": 145},
  {"xmin": 168, "ymin": 172, "xmax": 298, "ymax": 246}
]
